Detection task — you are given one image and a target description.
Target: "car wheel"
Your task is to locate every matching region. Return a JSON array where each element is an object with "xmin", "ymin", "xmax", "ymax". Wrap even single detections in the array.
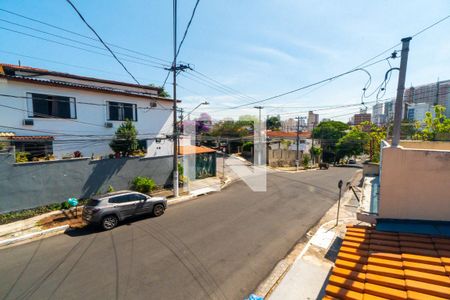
[
  {"xmin": 101, "ymin": 215, "xmax": 118, "ymax": 230},
  {"xmin": 153, "ymin": 204, "xmax": 165, "ymax": 217}
]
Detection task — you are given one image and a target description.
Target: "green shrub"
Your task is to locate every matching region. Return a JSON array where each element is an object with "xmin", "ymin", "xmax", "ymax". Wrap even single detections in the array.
[
  {"xmin": 242, "ymin": 141, "xmax": 253, "ymax": 152},
  {"xmin": 15, "ymin": 152, "xmax": 30, "ymax": 163},
  {"xmin": 0, "ymin": 199, "xmax": 88, "ymax": 225},
  {"xmin": 302, "ymin": 154, "xmax": 311, "ymax": 168},
  {"xmin": 107, "ymin": 185, "xmax": 115, "ymax": 193},
  {"xmin": 131, "ymin": 176, "xmax": 156, "ymax": 193}
]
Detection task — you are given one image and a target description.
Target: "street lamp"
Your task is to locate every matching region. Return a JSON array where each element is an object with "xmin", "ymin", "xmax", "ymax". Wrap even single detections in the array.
[{"xmin": 186, "ymin": 101, "xmax": 209, "ymax": 120}]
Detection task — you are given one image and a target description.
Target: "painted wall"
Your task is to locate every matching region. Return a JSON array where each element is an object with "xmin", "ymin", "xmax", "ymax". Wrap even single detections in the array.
[
  {"xmin": 379, "ymin": 146, "xmax": 450, "ymax": 221},
  {"xmin": 0, "ymin": 152, "xmax": 173, "ymax": 213},
  {"xmin": 0, "ymin": 79, "xmax": 173, "ymax": 158}
]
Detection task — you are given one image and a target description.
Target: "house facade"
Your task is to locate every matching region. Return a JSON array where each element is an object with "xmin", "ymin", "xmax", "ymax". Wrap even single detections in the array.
[{"xmin": 0, "ymin": 64, "xmax": 176, "ymax": 159}]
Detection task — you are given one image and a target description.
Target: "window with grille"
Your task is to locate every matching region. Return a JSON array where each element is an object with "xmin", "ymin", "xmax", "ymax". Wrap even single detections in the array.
[
  {"xmin": 27, "ymin": 93, "xmax": 76, "ymax": 119},
  {"xmin": 107, "ymin": 101, "xmax": 137, "ymax": 121}
]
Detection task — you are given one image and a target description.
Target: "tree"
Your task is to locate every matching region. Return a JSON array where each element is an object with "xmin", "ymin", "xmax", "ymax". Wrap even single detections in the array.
[
  {"xmin": 336, "ymin": 126, "xmax": 370, "ymax": 161},
  {"xmin": 109, "ymin": 120, "xmax": 138, "ymax": 156},
  {"xmin": 312, "ymin": 121, "xmax": 349, "ymax": 163},
  {"xmin": 266, "ymin": 116, "xmax": 281, "ymax": 131},
  {"xmin": 196, "ymin": 113, "xmax": 212, "ymax": 133},
  {"xmin": 210, "ymin": 120, "xmax": 251, "ymax": 137},
  {"xmin": 310, "ymin": 146, "xmax": 323, "ymax": 163},
  {"xmin": 414, "ymin": 105, "xmax": 450, "ymax": 141},
  {"xmin": 148, "ymin": 84, "xmax": 170, "ymax": 98},
  {"xmin": 302, "ymin": 154, "xmax": 311, "ymax": 169}
]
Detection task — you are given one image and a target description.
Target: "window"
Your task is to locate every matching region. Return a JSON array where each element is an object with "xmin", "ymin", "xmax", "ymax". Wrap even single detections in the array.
[
  {"xmin": 28, "ymin": 93, "xmax": 76, "ymax": 119},
  {"xmin": 129, "ymin": 193, "xmax": 147, "ymax": 201},
  {"xmin": 109, "ymin": 194, "xmax": 134, "ymax": 204},
  {"xmin": 107, "ymin": 101, "xmax": 137, "ymax": 121}
]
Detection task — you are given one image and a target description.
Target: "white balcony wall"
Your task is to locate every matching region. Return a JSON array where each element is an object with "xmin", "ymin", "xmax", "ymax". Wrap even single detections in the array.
[{"xmin": 379, "ymin": 144, "xmax": 450, "ymax": 221}]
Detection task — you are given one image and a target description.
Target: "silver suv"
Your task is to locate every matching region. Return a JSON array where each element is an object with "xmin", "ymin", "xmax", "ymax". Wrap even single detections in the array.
[{"xmin": 82, "ymin": 190, "xmax": 167, "ymax": 230}]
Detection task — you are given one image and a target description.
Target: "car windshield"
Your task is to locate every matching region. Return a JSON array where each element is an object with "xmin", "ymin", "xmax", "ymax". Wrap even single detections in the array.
[{"xmin": 86, "ymin": 199, "xmax": 101, "ymax": 207}]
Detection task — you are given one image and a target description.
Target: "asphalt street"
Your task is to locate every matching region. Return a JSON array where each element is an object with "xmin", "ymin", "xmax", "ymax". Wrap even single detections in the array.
[{"xmin": 0, "ymin": 167, "xmax": 356, "ymax": 300}]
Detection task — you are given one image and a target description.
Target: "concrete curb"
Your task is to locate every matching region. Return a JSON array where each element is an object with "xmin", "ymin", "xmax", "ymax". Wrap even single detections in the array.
[
  {"xmin": 253, "ymin": 169, "xmax": 363, "ymax": 298},
  {"xmin": 0, "ymin": 225, "xmax": 69, "ymax": 248}
]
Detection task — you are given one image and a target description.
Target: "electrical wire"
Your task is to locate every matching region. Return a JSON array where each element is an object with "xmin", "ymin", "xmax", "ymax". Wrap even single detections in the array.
[
  {"xmin": 0, "ymin": 18, "xmax": 170, "ymax": 68},
  {"xmin": 0, "ymin": 8, "xmax": 171, "ymax": 64},
  {"xmin": 0, "ymin": 26, "xmax": 166, "ymax": 70},
  {"xmin": 176, "ymin": 0, "xmax": 201, "ymax": 58},
  {"xmin": 65, "ymin": 0, "xmax": 141, "ymax": 84},
  {"xmin": 0, "ymin": 50, "xmax": 160, "ymax": 83}
]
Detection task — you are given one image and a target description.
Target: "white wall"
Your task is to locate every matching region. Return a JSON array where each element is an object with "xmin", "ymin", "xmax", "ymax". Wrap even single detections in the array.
[{"xmin": 0, "ymin": 79, "xmax": 173, "ymax": 158}]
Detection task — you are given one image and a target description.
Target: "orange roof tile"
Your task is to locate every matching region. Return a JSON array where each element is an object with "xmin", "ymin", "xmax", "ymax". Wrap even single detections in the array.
[
  {"xmin": 323, "ymin": 226, "xmax": 450, "ymax": 300},
  {"xmin": 178, "ymin": 145, "xmax": 216, "ymax": 155}
]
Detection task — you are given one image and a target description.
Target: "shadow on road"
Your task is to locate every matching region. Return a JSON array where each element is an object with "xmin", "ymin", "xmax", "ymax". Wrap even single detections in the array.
[{"xmin": 65, "ymin": 213, "xmax": 158, "ymax": 237}]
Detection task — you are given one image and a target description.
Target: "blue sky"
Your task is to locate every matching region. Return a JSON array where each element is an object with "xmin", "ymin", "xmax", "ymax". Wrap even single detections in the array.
[{"xmin": 1, "ymin": 0, "xmax": 449, "ymax": 122}]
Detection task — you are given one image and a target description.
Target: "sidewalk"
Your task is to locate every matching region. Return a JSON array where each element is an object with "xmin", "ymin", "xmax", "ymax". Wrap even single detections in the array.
[{"xmin": 255, "ymin": 170, "xmax": 365, "ymax": 299}]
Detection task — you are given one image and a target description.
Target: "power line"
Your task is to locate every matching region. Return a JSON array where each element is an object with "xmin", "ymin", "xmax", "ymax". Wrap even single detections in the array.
[
  {"xmin": 0, "ymin": 49, "xmax": 160, "ymax": 83},
  {"xmin": 65, "ymin": 0, "xmax": 141, "ymax": 84},
  {"xmin": 0, "ymin": 93, "xmax": 174, "ymax": 111},
  {"xmin": 0, "ymin": 26, "xmax": 165, "ymax": 70},
  {"xmin": 176, "ymin": 0, "xmax": 201, "ymax": 58},
  {"xmin": 411, "ymin": 14, "xmax": 450, "ymax": 38},
  {"xmin": 0, "ymin": 18, "xmax": 169, "ymax": 68},
  {"xmin": 0, "ymin": 8, "xmax": 171, "ymax": 64},
  {"xmin": 188, "ymin": 14, "xmax": 450, "ymax": 112}
]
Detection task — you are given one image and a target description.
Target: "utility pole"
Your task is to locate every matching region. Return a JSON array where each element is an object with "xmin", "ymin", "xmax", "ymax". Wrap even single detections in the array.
[
  {"xmin": 172, "ymin": 0, "xmax": 179, "ymax": 197},
  {"xmin": 295, "ymin": 116, "xmax": 301, "ymax": 170},
  {"xmin": 392, "ymin": 37, "xmax": 412, "ymax": 147},
  {"xmin": 254, "ymin": 106, "xmax": 264, "ymax": 165}
]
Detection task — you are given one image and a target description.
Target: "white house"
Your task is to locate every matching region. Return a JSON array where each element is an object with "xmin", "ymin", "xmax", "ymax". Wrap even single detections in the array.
[
  {"xmin": 0, "ymin": 63, "xmax": 176, "ymax": 159},
  {"xmin": 266, "ymin": 130, "xmax": 316, "ymax": 152}
]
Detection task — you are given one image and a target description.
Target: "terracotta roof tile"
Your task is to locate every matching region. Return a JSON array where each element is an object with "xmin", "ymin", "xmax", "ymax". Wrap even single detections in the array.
[
  {"xmin": 405, "ymin": 279, "xmax": 450, "ymax": 298},
  {"xmin": 400, "ymin": 241, "xmax": 436, "ymax": 250},
  {"xmin": 364, "ymin": 282, "xmax": 407, "ymax": 300},
  {"xmin": 335, "ymin": 259, "xmax": 367, "ymax": 272},
  {"xmin": 369, "ymin": 252, "xmax": 402, "ymax": 262},
  {"xmin": 369, "ymin": 238, "xmax": 400, "ymax": 247},
  {"xmin": 337, "ymin": 252, "xmax": 368, "ymax": 264},
  {"xmin": 401, "ymin": 253, "xmax": 442, "ymax": 265},
  {"xmin": 325, "ymin": 284, "xmax": 364, "ymax": 300},
  {"xmin": 400, "ymin": 247, "xmax": 438, "ymax": 257},
  {"xmin": 342, "ymin": 240, "xmax": 370, "ymax": 250},
  {"xmin": 402, "ymin": 261, "xmax": 447, "ymax": 275},
  {"xmin": 366, "ymin": 264, "xmax": 405, "ymax": 279},
  {"xmin": 365, "ymin": 273, "xmax": 406, "ymax": 290},
  {"xmin": 329, "ymin": 275, "xmax": 365, "ymax": 293},
  {"xmin": 324, "ymin": 226, "xmax": 450, "ymax": 300},
  {"xmin": 404, "ymin": 269, "xmax": 450, "ymax": 286},
  {"xmin": 340, "ymin": 246, "xmax": 370, "ymax": 257},
  {"xmin": 367, "ymin": 257, "xmax": 403, "ymax": 269},
  {"xmin": 332, "ymin": 267, "xmax": 366, "ymax": 282},
  {"xmin": 406, "ymin": 290, "xmax": 449, "ymax": 300},
  {"xmin": 362, "ymin": 294, "xmax": 390, "ymax": 300}
]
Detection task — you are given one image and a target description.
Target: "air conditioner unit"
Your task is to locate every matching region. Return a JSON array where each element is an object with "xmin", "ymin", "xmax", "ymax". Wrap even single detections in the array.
[
  {"xmin": 105, "ymin": 122, "xmax": 113, "ymax": 128},
  {"xmin": 23, "ymin": 119, "xmax": 34, "ymax": 126},
  {"xmin": 149, "ymin": 101, "xmax": 157, "ymax": 108}
]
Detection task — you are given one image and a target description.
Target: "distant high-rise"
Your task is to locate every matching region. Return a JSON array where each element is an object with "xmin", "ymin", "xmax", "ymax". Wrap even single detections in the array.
[
  {"xmin": 372, "ymin": 102, "xmax": 385, "ymax": 126},
  {"xmin": 407, "ymin": 103, "xmax": 432, "ymax": 122},
  {"xmin": 384, "ymin": 99, "xmax": 396, "ymax": 123},
  {"xmin": 404, "ymin": 79, "xmax": 450, "ymax": 118},
  {"xmin": 352, "ymin": 110, "xmax": 372, "ymax": 125},
  {"xmin": 307, "ymin": 111, "xmax": 319, "ymax": 131}
]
